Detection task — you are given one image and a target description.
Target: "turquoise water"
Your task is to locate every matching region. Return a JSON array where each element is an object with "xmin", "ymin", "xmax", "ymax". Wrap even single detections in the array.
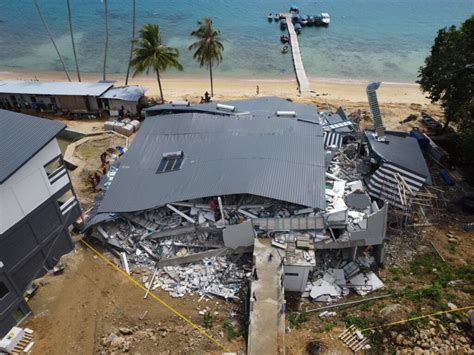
[{"xmin": 0, "ymin": 0, "xmax": 472, "ymax": 82}]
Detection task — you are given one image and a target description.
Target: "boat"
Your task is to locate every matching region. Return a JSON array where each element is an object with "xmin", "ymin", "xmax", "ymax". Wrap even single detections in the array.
[
  {"xmin": 268, "ymin": 13, "xmax": 273, "ymax": 22},
  {"xmin": 313, "ymin": 12, "xmax": 330, "ymax": 26},
  {"xmin": 290, "ymin": 5, "xmax": 299, "ymax": 14},
  {"xmin": 320, "ymin": 13, "xmax": 330, "ymax": 25},
  {"xmin": 294, "ymin": 22, "xmax": 302, "ymax": 34},
  {"xmin": 280, "ymin": 18, "xmax": 287, "ymax": 30},
  {"xmin": 274, "ymin": 13, "xmax": 281, "ymax": 21},
  {"xmin": 280, "ymin": 35, "xmax": 290, "ymax": 44},
  {"xmin": 281, "ymin": 45, "xmax": 289, "ymax": 54}
]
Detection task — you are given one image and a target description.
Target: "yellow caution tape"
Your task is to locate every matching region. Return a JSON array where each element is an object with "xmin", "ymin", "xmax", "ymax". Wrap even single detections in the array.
[
  {"xmin": 362, "ymin": 305, "xmax": 474, "ymax": 331},
  {"xmin": 79, "ymin": 238, "xmax": 228, "ymax": 351}
]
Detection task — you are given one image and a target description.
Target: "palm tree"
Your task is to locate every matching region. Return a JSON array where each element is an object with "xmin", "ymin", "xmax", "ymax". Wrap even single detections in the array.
[
  {"xmin": 130, "ymin": 24, "xmax": 183, "ymax": 103},
  {"xmin": 125, "ymin": 0, "xmax": 136, "ymax": 85},
  {"xmin": 33, "ymin": 0, "xmax": 71, "ymax": 81},
  {"xmin": 66, "ymin": 0, "xmax": 81, "ymax": 81},
  {"xmin": 189, "ymin": 18, "xmax": 224, "ymax": 97},
  {"xmin": 103, "ymin": 0, "xmax": 109, "ymax": 80}
]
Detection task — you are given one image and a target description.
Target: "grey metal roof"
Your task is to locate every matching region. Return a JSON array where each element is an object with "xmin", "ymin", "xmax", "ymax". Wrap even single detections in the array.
[
  {"xmin": 100, "ymin": 86, "xmax": 146, "ymax": 102},
  {"xmin": 0, "ymin": 109, "xmax": 66, "ymax": 183},
  {"xmin": 321, "ymin": 107, "xmax": 355, "ymax": 134},
  {"xmin": 98, "ymin": 112, "xmax": 326, "ymax": 213},
  {"xmin": 364, "ymin": 130, "xmax": 432, "ymax": 185},
  {"xmin": 146, "ymin": 96, "xmax": 320, "ymax": 123},
  {"xmin": 0, "ymin": 80, "xmax": 114, "ymax": 97}
]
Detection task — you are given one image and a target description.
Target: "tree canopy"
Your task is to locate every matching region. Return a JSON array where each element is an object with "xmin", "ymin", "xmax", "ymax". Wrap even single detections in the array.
[
  {"xmin": 189, "ymin": 18, "xmax": 224, "ymax": 96},
  {"xmin": 417, "ymin": 15, "xmax": 474, "ymax": 129},
  {"xmin": 130, "ymin": 24, "xmax": 183, "ymax": 102}
]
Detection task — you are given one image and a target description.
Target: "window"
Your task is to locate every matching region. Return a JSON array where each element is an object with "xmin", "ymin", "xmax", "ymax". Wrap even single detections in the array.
[
  {"xmin": 44, "ymin": 156, "xmax": 67, "ymax": 184},
  {"xmin": 284, "ymin": 272, "xmax": 300, "ymax": 277},
  {"xmin": 30, "ymin": 96, "xmax": 37, "ymax": 103},
  {"xmin": 156, "ymin": 151, "xmax": 184, "ymax": 173},
  {"xmin": 57, "ymin": 190, "xmax": 77, "ymax": 215},
  {"xmin": 0, "ymin": 281, "xmax": 9, "ymax": 300}
]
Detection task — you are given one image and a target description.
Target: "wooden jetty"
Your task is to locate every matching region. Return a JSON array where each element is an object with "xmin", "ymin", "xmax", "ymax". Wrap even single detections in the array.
[{"xmin": 282, "ymin": 13, "xmax": 311, "ymax": 95}]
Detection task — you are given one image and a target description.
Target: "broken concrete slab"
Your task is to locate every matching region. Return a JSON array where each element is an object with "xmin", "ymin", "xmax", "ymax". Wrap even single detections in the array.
[
  {"xmin": 222, "ymin": 220, "xmax": 255, "ymax": 249},
  {"xmin": 349, "ymin": 272, "xmax": 384, "ymax": 296}
]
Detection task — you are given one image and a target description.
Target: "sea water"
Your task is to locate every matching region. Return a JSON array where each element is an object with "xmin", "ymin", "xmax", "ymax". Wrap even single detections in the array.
[{"xmin": 0, "ymin": 0, "xmax": 472, "ymax": 82}]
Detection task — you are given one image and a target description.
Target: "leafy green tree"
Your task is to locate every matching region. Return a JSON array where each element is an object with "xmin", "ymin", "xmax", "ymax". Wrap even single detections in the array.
[
  {"xmin": 417, "ymin": 15, "xmax": 474, "ymax": 130},
  {"xmin": 130, "ymin": 24, "xmax": 183, "ymax": 103},
  {"xmin": 189, "ymin": 18, "xmax": 224, "ymax": 97}
]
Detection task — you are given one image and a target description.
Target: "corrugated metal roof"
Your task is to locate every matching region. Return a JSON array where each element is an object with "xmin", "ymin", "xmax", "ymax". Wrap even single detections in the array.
[
  {"xmin": 98, "ymin": 112, "xmax": 326, "ymax": 213},
  {"xmin": 146, "ymin": 96, "xmax": 320, "ymax": 123},
  {"xmin": 100, "ymin": 86, "xmax": 146, "ymax": 102},
  {"xmin": 0, "ymin": 109, "xmax": 66, "ymax": 183},
  {"xmin": 0, "ymin": 80, "xmax": 114, "ymax": 96},
  {"xmin": 364, "ymin": 130, "xmax": 432, "ymax": 185}
]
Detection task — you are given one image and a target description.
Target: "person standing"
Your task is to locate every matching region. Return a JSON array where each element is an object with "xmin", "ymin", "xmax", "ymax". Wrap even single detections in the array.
[{"xmin": 256, "ymin": 85, "xmax": 260, "ymax": 95}]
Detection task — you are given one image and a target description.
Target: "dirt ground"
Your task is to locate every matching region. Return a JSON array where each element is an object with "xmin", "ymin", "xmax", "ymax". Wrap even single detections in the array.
[
  {"xmin": 23, "ymin": 243, "xmax": 246, "ymax": 354},
  {"xmin": 67, "ymin": 133, "xmax": 129, "ymax": 210}
]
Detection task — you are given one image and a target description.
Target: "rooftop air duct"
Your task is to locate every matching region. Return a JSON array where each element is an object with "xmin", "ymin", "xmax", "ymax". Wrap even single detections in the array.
[
  {"xmin": 276, "ymin": 111, "xmax": 297, "ymax": 117},
  {"xmin": 171, "ymin": 101, "xmax": 190, "ymax": 107},
  {"xmin": 216, "ymin": 104, "xmax": 236, "ymax": 112},
  {"xmin": 366, "ymin": 82, "xmax": 385, "ymax": 140}
]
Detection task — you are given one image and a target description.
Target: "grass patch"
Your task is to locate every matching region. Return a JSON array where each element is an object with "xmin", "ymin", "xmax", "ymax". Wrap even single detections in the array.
[
  {"xmin": 202, "ymin": 312, "xmax": 213, "ymax": 329},
  {"xmin": 345, "ymin": 315, "xmax": 371, "ymax": 330},
  {"xmin": 223, "ymin": 320, "xmax": 242, "ymax": 340},
  {"xmin": 288, "ymin": 312, "xmax": 309, "ymax": 329},
  {"xmin": 320, "ymin": 323, "xmax": 336, "ymax": 333}
]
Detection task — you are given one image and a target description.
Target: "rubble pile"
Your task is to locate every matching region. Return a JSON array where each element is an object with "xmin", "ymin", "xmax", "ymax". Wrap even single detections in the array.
[
  {"xmin": 148, "ymin": 256, "xmax": 250, "ymax": 299},
  {"xmin": 304, "ymin": 252, "xmax": 385, "ymax": 302}
]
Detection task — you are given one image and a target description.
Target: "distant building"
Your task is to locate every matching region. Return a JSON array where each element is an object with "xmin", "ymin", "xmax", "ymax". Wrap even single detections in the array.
[
  {"xmin": 0, "ymin": 80, "xmax": 145, "ymax": 117},
  {"xmin": 0, "ymin": 110, "xmax": 81, "ymax": 336}
]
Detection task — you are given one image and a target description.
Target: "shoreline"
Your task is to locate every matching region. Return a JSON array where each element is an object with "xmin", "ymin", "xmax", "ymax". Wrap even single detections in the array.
[{"xmin": 0, "ymin": 69, "xmax": 428, "ymax": 105}]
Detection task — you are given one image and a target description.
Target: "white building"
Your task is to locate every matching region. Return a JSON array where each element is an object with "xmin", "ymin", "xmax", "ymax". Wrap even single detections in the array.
[{"xmin": 0, "ymin": 110, "xmax": 81, "ymax": 336}]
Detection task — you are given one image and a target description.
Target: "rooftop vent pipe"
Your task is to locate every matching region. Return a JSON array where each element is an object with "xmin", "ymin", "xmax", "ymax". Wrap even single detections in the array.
[
  {"xmin": 216, "ymin": 104, "xmax": 235, "ymax": 112},
  {"xmin": 171, "ymin": 101, "xmax": 190, "ymax": 107},
  {"xmin": 276, "ymin": 111, "xmax": 297, "ymax": 117},
  {"xmin": 366, "ymin": 82, "xmax": 385, "ymax": 140},
  {"xmin": 162, "ymin": 151, "xmax": 183, "ymax": 159}
]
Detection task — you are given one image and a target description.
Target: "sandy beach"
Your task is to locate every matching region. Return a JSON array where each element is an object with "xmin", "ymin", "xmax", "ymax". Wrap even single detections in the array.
[{"xmin": 0, "ymin": 70, "xmax": 443, "ymax": 130}]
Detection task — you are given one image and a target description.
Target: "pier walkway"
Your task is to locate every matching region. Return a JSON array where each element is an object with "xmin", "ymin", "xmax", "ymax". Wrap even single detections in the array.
[
  {"xmin": 282, "ymin": 13, "xmax": 311, "ymax": 95},
  {"xmin": 247, "ymin": 238, "xmax": 285, "ymax": 355}
]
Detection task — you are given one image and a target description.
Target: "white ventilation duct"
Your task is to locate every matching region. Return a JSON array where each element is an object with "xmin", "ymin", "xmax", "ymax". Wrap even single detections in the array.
[
  {"xmin": 276, "ymin": 111, "xmax": 297, "ymax": 117},
  {"xmin": 366, "ymin": 82, "xmax": 385, "ymax": 140},
  {"xmin": 216, "ymin": 104, "xmax": 235, "ymax": 112},
  {"xmin": 171, "ymin": 101, "xmax": 190, "ymax": 107},
  {"xmin": 162, "ymin": 151, "xmax": 183, "ymax": 158}
]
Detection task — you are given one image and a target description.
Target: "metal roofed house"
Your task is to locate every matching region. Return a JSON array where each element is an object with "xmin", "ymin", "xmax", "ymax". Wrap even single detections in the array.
[
  {"xmin": 98, "ymin": 112, "xmax": 326, "ymax": 213},
  {"xmin": 0, "ymin": 110, "xmax": 81, "ymax": 336},
  {"xmin": 146, "ymin": 96, "xmax": 321, "ymax": 123},
  {"xmin": 99, "ymin": 86, "xmax": 146, "ymax": 116},
  {"xmin": 0, "ymin": 80, "xmax": 145, "ymax": 117},
  {"xmin": 0, "ymin": 80, "xmax": 113, "ymax": 114},
  {"xmin": 362, "ymin": 130, "xmax": 432, "ymax": 209}
]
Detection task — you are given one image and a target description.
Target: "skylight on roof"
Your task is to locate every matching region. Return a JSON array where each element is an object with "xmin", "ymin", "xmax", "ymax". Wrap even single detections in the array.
[{"xmin": 156, "ymin": 151, "xmax": 184, "ymax": 173}]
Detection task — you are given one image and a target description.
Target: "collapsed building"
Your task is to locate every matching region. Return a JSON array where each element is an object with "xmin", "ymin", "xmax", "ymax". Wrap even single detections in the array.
[
  {"xmin": 84, "ymin": 95, "xmax": 422, "ymax": 295},
  {"xmin": 82, "ymin": 92, "xmax": 433, "ymax": 352}
]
